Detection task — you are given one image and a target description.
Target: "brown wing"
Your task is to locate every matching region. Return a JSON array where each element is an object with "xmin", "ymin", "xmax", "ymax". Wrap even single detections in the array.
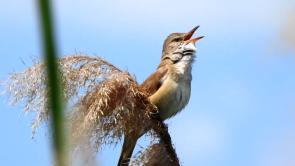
[{"xmin": 140, "ymin": 66, "xmax": 168, "ymax": 96}]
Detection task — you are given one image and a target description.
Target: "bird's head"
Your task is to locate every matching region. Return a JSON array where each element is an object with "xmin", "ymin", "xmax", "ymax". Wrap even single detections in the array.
[{"xmin": 161, "ymin": 26, "xmax": 203, "ymax": 64}]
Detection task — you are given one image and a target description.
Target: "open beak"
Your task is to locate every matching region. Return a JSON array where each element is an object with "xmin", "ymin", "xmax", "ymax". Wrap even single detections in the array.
[{"xmin": 183, "ymin": 26, "xmax": 204, "ymax": 44}]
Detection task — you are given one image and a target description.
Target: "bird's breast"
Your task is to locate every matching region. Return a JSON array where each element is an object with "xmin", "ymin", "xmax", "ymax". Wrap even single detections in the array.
[{"xmin": 149, "ymin": 77, "xmax": 191, "ymax": 120}]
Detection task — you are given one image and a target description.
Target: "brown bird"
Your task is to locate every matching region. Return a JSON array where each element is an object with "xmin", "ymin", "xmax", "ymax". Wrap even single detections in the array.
[{"xmin": 118, "ymin": 26, "xmax": 204, "ymax": 166}]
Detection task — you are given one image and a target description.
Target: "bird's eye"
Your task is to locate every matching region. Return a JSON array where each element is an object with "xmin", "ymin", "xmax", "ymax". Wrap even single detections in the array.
[{"xmin": 173, "ymin": 38, "xmax": 182, "ymax": 42}]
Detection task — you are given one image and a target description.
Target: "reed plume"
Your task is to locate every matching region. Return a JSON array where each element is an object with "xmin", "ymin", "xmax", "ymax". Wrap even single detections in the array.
[{"xmin": 4, "ymin": 55, "xmax": 179, "ymax": 165}]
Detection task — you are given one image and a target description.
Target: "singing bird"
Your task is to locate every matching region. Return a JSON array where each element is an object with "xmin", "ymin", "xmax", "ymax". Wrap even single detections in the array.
[{"xmin": 118, "ymin": 26, "xmax": 204, "ymax": 165}]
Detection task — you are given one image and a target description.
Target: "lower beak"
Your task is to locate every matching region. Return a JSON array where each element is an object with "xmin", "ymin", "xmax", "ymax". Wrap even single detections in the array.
[{"xmin": 184, "ymin": 36, "xmax": 204, "ymax": 45}]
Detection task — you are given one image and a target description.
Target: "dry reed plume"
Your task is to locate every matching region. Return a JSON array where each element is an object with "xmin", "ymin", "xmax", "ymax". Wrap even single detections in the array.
[
  {"xmin": 130, "ymin": 143, "xmax": 178, "ymax": 166},
  {"xmin": 4, "ymin": 55, "xmax": 179, "ymax": 165}
]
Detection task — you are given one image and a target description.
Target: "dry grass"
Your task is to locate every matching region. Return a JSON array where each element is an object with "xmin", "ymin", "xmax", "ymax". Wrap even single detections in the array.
[
  {"xmin": 4, "ymin": 54, "xmax": 179, "ymax": 165},
  {"xmin": 5, "ymin": 55, "xmax": 122, "ymax": 132},
  {"xmin": 131, "ymin": 143, "xmax": 178, "ymax": 166},
  {"xmin": 69, "ymin": 71, "xmax": 155, "ymax": 151}
]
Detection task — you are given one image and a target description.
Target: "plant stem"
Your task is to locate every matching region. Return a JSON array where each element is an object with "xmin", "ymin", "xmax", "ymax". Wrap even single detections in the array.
[{"xmin": 37, "ymin": 1, "xmax": 67, "ymax": 166}]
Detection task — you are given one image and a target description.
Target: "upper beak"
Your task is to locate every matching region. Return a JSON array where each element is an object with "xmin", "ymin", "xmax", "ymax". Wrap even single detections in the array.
[{"xmin": 183, "ymin": 26, "xmax": 204, "ymax": 44}]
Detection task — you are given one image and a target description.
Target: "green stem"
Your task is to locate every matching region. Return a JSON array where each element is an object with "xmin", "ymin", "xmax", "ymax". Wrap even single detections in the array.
[{"xmin": 37, "ymin": 1, "xmax": 67, "ymax": 166}]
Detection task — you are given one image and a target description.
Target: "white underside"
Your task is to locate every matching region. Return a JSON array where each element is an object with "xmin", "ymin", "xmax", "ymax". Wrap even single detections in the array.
[
  {"xmin": 158, "ymin": 78, "xmax": 191, "ymax": 119},
  {"xmin": 156, "ymin": 43, "xmax": 196, "ymax": 119}
]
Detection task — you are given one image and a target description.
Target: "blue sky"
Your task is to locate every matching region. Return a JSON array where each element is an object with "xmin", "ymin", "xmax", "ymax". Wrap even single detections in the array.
[{"xmin": 1, "ymin": 0, "xmax": 295, "ymax": 166}]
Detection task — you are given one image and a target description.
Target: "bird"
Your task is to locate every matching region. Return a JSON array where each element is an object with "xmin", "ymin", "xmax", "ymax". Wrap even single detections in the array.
[{"xmin": 118, "ymin": 26, "xmax": 203, "ymax": 166}]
